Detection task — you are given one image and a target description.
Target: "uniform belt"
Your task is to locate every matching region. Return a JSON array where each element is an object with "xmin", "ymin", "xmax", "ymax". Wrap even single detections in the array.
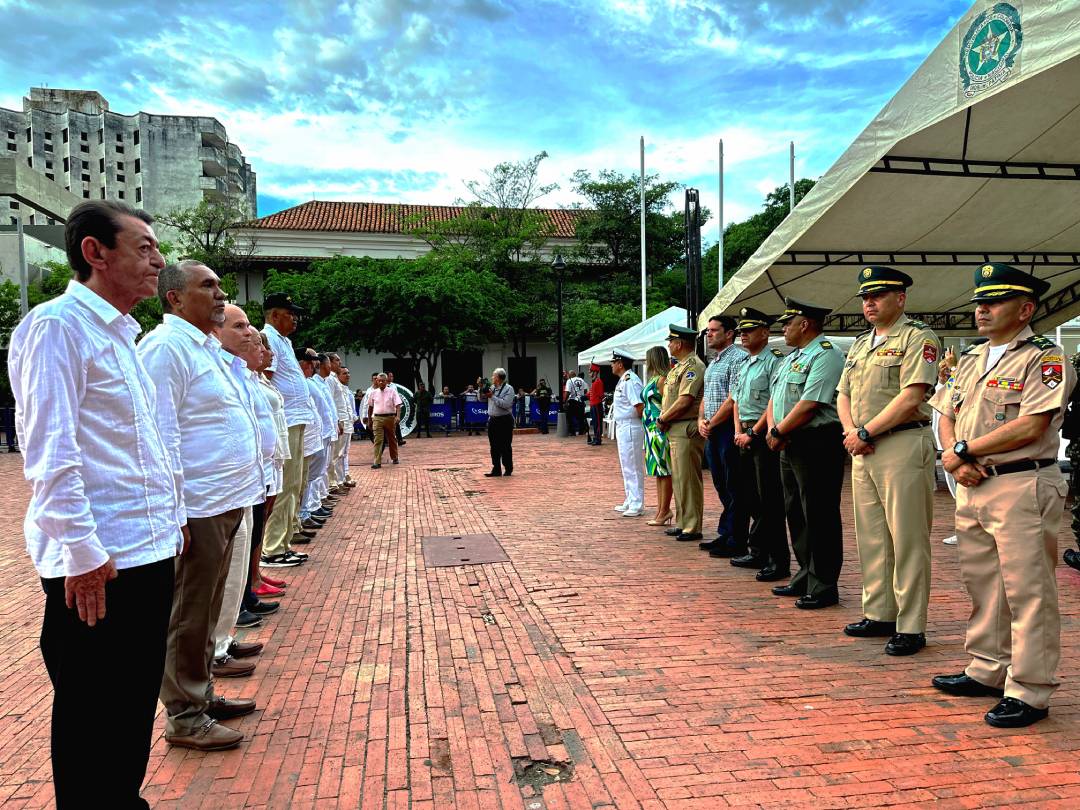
[
  {"xmin": 876, "ymin": 420, "xmax": 930, "ymax": 438},
  {"xmin": 373, "ymin": 413, "xmax": 397, "ymax": 417},
  {"xmin": 984, "ymin": 458, "xmax": 1056, "ymax": 477}
]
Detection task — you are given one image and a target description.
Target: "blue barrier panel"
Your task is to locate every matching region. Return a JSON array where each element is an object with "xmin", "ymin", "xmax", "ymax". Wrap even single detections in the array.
[
  {"xmin": 464, "ymin": 402, "xmax": 488, "ymax": 425},
  {"xmin": 429, "ymin": 403, "xmax": 452, "ymax": 427},
  {"xmin": 529, "ymin": 403, "xmax": 559, "ymax": 424}
]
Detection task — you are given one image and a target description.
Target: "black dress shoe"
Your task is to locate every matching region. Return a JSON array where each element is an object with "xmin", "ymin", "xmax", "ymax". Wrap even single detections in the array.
[
  {"xmin": 504, "ymin": 469, "xmax": 512, "ymax": 476},
  {"xmin": 843, "ymin": 618, "xmax": 897, "ymax": 638},
  {"xmin": 756, "ymin": 567, "xmax": 790, "ymax": 582},
  {"xmin": 931, "ymin": 673, "xmax": 1004, "ymax": 698},
  {"xmin": 484, "ymin": 471, "xmax": 502, "ymax": 477},
  {"xmin": 730, "ymin": 554, "xmax": 764, "ymax": 569},
  {"xmin": 885, "ymin": 632, "xmax": 926, "ymax": 656},
  {"xmin": 795, "ymin": 591, "xmax": 839, "ymax": 609},
  {"xmin": 708, "ymin": 545, "xmax": 739, "ymax": 558},
  {"xmin": 698, "ymin": 539, "xmax": 726, "ymax": 550},
  {"xmin": 665, "ymin": 527, "xmax": 684, "ymax": 537},
  {"xmin": 984, "ymin": 697, "xmax": 1049, "ymax": 728},
  {"xmin": 676, "ymin": 532, "xmax": 703, "ymax": 542},
  {"xmin": 1064, "ymin": 548, "xmax": 1080, "ymax": 572},
  {"xmin": 772, "ymin": 583, "xmax": 805, "ymax": 597},
  {"xmin": 249, "ymin": 600, "xmax": 280, "ymax": 615}
]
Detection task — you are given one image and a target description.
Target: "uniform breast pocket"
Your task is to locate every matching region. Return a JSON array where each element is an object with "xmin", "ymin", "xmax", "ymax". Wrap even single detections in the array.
[
  {"xmin": 984, "ymin": 387, "xmax": 1022, "ymax": 427},
  {"xmin": 750, "ymin": 377, "xmax": 769, "ymax": 401},
  {"xmin": 786, "ymin": 371, "xmax": 808, "ymax": 397},
  {"xmin": 872, "ymin": 356, "xmax": 903, "ymax": 387}
]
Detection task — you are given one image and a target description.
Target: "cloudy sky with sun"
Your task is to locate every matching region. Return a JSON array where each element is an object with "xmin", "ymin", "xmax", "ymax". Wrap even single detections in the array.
[{"xmin": 2, "ymin": 0, "xmax": 972, "ymax": 238}]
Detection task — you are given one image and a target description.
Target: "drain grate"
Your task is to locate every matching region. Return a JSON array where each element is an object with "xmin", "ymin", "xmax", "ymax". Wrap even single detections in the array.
[{"xmin": 422, "ymin": 533, "xmax": 510, "ymax": 567}]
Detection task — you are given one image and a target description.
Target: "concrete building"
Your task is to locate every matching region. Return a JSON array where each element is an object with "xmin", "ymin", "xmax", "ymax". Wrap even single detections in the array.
[{"xmin": 0, "ymin": 87, "xmax": 256, "ymax": 226}]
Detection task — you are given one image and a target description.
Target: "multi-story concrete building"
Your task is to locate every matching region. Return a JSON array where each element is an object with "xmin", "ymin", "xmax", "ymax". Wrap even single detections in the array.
[{"xmin": 0, "ymin": 87, "xmax": 256, "ymax": 226}]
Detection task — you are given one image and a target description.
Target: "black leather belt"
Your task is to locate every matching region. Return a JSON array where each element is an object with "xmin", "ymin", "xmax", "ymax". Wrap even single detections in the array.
[
  {"xmin": 985, "ymin": 458, "xmax": 1056, "ymax": 476},
  {"xmin": 877, "ymin": 420, "xmax": 930, "ymax": 438}
]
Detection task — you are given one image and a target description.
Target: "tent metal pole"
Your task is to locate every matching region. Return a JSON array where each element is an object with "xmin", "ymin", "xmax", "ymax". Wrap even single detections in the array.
[
  {"xmin": 640, "ymin": 136, "xmax": 647, "ymax": 322},
  {"xmin": 718, "ymin": 139, "xmax": 724, "ymax": 292},
  {"xmin": 789, "ymin": 141, "xmax": 795, "ymax": 213}
]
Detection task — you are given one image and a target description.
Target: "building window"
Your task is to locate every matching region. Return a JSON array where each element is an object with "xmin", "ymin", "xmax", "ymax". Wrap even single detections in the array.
[
  {"xmin": 6, "ymin": 130, "xmax": 14, "ymax": 139},
  {"xmin": 26, "ymin": 156, "xmax": 32, "ymax": 167},
  {"xmin": 8, "ymin": 201, "xmax": 17, "ymax": 210},
  {"xmin": 47, "ymin": 217, "xmax": 55, "ymax": 225},
  {"xmin": 80, "ymin": 131, "xmax": 87, "ymax": 141},
  {"xmin": 7, "ymin": 142, "xmax": 15, "ymax": 152},
  {"xmin": 115, "ymin": 145, "xmax": 124, "ymax": 154},
  {"xmin": 45, "ymin": 159, "xmax": 52, "ymax": 169},
  {"xmin": 117, "ymin": 190, "xmax": 125, "ymax": 199},
  {"xmin": 116, "ymin": 161, "xmax": 124, "ymax": 171},
  {"xmin": 62, "ymin": 128, "xmax": 68, "ymax": 143},
  {"xmin": 80, "ymin": 143, "xmax": 88, "ymax": 154},
  {"xmin": 134, "ymin": 158, "xmax": 141, "ymax": 174},
  {"xmin": 29, "ymin": 214, "xmax": 35, "ymax": 225},
  {"xmin": 117, "ymin": 174, "xmax": 125, "ymax": 183},
  {"xmin": 133, "ymin": 130, "xmax": 140, "ymax": 145},
  {"xmin": 135, "ymin": 187, "xmax": 142, "ymax": 203},
  {"xmin": 45, "ymin": 172, "xmax": 54, "ymax": 180},
  {"xmin": 81, "ymin": 173, "xmax": 90, "ymax": 182},
  {"xmin": 8, "ymin": 217, "xmax": 15, "ymax": 225},
  {"xmin": 44, "ymin": 131, "xmax": 52, "ymax": 141},
  {"xmin": 82, "ymin": 160, "xmax": 89, "ymax": 169},
  {"xmin": 82, "ymin": 190, "xmax": 90, "ymax": 198},
  {"xmin": 116, "ymin": 132, "xmax": 123, "ymax": 142},
  {"xmin": 99, "ymin": 158, "xmax": 105, "ymax": 172},
  {"xmin": 63, "ymin": 157, "xmax": 69, "ymax": 172},
  {"xmin": 25, "ymin": 127, "xmax": 31, "ymax": 141},
  {"xmin": 43, "ymin": 142, "xmax": 53, "ymax": 153},
  {"xmin": 97, "ymin": 129, "xmax": 103, "ymax": 144},
  {"xmin": 100, "ymin": 188, "xmax": 105, "ymax": 199}
]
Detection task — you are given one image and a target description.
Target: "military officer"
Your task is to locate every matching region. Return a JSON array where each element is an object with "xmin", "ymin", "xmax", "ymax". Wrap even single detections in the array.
[
  {"xmin": 659, "ymin": 324, "xmax": 707, "ymax": 542},
  {"xmin": 765, "ymin": 298, "xmax": 846, "ymax": 609},
  {"xmin": 610, "ymin": 348, "xmax": 646, "ymax": 518},
  {"xmin": 929, "ymin": 263, "xmax": 1073, "ymax": 728},
  {"xmin": 730, "ymin": 307, "xmax": 790, "ymax": 581},
  {"xmin": 837, "ymin": 266, "xmax": 940, "ymax": 656}
]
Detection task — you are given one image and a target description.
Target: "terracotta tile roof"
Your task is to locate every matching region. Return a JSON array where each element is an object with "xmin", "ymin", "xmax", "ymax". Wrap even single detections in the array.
[{"xmin": 242, "ymin": 200, "xmax": 583, "ymax": 239}]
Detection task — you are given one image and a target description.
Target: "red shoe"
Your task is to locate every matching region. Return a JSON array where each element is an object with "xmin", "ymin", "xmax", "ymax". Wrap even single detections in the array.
[
  {"xmin": 254, "ymin": 583, "xmax": 286, "ymax": 598},
  {"xmin": 261, "ymin": 575, "xmax": 288, "ymax": 588}
]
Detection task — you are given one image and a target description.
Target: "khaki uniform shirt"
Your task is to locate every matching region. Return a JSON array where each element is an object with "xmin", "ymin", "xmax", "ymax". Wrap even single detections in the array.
[
  {"xmin": 770, "ymin": 335, "xmax": 844, "ymax": 428},
  {"xmin": 732, "ymin": 348, "xmax": 783, "ymax": 424},
  {"xmin": 662, "ymin": 354, "xmax": 706, "ymax": 419},
  {"xmin": 838, "ymin": 315, "xmax": 940, "ymax": 426},
  {"xmin": 928, "ymin": 326, "xmax": 1075, "ymax": 466}
]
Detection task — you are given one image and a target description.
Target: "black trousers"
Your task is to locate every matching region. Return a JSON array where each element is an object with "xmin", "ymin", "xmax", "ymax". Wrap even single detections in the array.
[
  {"xmin": 589, "ymin": 404, "xmax": 604, "ymax": 443},
  {"xmin": 41, "ymin": 557, "xmax": 175, "ymax": 809},
  {"xmin": 417, "ymin": 408, "xmax": 431, "ymax": 436},
  {"xmin": 242, "ymin": 500, "xmax": 267, "ymax": 611},
  {"xmin": 537, "ymin": 399, "xmax": 551, "ymax": 433},
  {"xmin": 488, "ymin": 413, "xmax": 514, "ymax": 473},
  {"xmin": 740, "ymin": 436, "xmax": 790, "ymax": 570},
  {"xmin": 780, "ymin": 424, "xmax": 845, "ymax": 596},
  {"xmin": 565, "ymin": 400, "xmax": 586, "ymax": 435}
]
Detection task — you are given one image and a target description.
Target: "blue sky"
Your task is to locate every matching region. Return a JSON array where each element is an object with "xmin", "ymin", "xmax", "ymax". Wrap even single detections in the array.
[{"xmin": 2, "ymin": 0, "xmax": 972, "ymax": 237}]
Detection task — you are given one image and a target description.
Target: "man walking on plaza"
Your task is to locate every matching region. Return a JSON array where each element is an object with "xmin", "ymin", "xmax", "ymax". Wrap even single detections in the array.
[
  {"xmin": 930, "ymin": 263, "xmax": 1073, "ymax": 728},
  {"xmin": 139, "ymin": 260, "xmax": 264, "ymax": 751},
  {"xmin": 698, "ymin": 315, "xmax": 748, "ymax": 558},
  {"xmin": 730, "ymin": 308, "xmax": 789, "ymax": 581},
  {"xmin": 659, "ymin": 324, "xmax": 707, "ymax": 542},
  {"xmin": 261, "ymin": 293, "xmax": 312, "ymax": 568},
  {"xmin": 838, "ymin": 267, "xmax": 940, "ymax": 656},
  {"xmin": 610, "ymin": 349, "xmax": 646, "ymax": 517},
  {"xmin": 765, "ymin": 298, "xmax": 846, "ymax": 610},
  {"xmin": 9, "ymin": 201, "xmax": 183, "ymax": 808},
  {"xmin": 368, "ymin": 372, "xmax": 401, "ymax": 468},
  {"xmin": 484, "ymin": 367, "xmax": 516, "ymax": 476}
]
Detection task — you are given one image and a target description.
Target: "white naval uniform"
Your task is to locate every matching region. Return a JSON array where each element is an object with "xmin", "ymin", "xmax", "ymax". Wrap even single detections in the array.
[{"xmin": 612, "ymin": 369, "xmax": 646, "ymax": 512}]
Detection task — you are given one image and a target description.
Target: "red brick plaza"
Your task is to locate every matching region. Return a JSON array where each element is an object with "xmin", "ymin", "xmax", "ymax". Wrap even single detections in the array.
[{"xmin": 2, "ymin": 434, "xmax": 1079, "ymax": 809}]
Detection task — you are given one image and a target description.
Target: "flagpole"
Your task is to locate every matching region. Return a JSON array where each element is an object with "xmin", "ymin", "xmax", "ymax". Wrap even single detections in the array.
[
  {"xmin": 718, "ymin": 139, "xmax": 724, "ymax": 292},
  {"xmin": 640, "ymin": 136, "xmax": 647, "ymax": 322}
]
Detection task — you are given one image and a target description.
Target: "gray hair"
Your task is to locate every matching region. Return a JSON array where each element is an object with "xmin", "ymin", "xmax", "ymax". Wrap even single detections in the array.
[
  {"xmin": 158, "ymin": 259, "xmax": 206, "ymax": 312},
  {"xmin": 492, "ymin": 367, "xmax": 507, "ymax": 380},
  {"xmin": 376, "ymin": 372, "xmax": 388, "ymax": 380}
]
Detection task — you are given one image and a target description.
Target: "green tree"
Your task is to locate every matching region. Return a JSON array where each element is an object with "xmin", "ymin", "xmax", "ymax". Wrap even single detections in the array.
[{"xmin": 154, "ymin": 194, "xmax": 255, "ymax": 273}]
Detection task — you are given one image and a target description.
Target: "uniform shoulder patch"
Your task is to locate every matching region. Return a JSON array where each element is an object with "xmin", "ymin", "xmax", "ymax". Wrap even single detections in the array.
[
  {"xmin": 770, "ymin": 348, "xmax": 784, "ymax": 357},
  {"xmin": 623, "ymin": 373, "xmax": 631, "ymax": 381},
  {"xmin": 1029, "ymin": 335, "xmax": 1056, "ymax": 350},
  {"xmin": 907, "ymin": 318, "xmax": 928, "ymax": 329},
  {"xmin": 685, "ymin": 370, "xmax": 697, "ymax": 380},
  {"xmin": 961, "ymin": 344, "xmax": 979, "ymax": 355},
  {"xmin": 819, "ymin": 341, "xmax": 833, "ymax": 349}
]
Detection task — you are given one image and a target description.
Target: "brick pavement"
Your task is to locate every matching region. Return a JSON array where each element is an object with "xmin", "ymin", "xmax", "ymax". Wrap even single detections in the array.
[{"xmin": 1, "ymin": 434, "xmax": 1079, "ymax": 809}]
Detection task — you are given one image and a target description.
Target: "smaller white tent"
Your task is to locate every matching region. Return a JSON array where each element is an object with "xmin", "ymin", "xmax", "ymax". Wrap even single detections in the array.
[{"xmin": 576, "ymin": 306, "xmax": 688, "ymax": 365}]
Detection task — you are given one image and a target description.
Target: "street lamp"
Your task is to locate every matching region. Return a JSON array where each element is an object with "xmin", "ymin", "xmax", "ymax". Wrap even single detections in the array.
[{"xmin": 552, "ymin": 253, "xmax": 566, "ymax": 399}]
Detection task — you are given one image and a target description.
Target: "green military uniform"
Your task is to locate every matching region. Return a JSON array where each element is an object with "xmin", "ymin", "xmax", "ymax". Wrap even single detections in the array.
[
  {"xmin": 662, "ymin": 325, "xmax": 707, "ymax": 536},
  {"xmin": 771, "ymin": 299, "xmax": 846, "ymax": 603},
  {"xmin": 731, "ymin": 307, "xmax": 789, "ymax": 573},
  {"xmin": 837, "ymin": 266, "xmax": 941, "ymax": 643}
]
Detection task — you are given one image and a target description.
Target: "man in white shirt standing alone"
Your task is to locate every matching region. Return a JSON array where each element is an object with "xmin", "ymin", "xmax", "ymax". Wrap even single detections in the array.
[
  {"xmin": 9, "ymin": 201, "xmax": 185, "ymax": 808},
  {"xmin": 139, "ymin": 260, "xmax": 264, "ymax": 751}
]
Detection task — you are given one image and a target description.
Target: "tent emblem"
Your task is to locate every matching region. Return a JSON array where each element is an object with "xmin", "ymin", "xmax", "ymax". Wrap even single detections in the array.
[{"xmin": 960, "ymin": 2, "xmax": 1023, "ymax": 98}]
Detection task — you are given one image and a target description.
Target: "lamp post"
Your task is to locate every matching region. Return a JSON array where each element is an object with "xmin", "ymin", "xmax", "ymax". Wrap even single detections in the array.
[{"xmin": 552, "ymin": 253, "xmax": 566, "ymax": 402}]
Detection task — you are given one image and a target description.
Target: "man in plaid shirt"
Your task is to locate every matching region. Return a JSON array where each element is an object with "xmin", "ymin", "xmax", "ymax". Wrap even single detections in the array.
[{"xmin": 698, "ymin": 315, "xmax": 749, "ymax": 558}]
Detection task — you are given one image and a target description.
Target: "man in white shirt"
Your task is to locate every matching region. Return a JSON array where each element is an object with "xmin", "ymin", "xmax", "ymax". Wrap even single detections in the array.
[
  {"xmin": 326, "ymin": 354, "xmax": 355, "ymax": 492},
  {"xmin": 261, "ymin": 294, "xmax": 314, "ymax": 566},
  {"xmin": 299, "ymin": 352, "xmax": 338, "ymax": 527},
  {"xmin": 139, "ymin": 260, "xmax": 264, "ymax": 752},
  {"xmin": 337, "ymin": 366, "xmax": 358, "ymax": 485},
  {"xmin": 9, "ymin": 200, "xmax": 184, "ymax": 809}
]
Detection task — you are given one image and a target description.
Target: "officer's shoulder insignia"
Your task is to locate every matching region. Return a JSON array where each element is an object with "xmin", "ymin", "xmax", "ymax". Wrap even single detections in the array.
[
  {"xmin": 1029, "ymin": 335, "xmax": 1055, "ymax": 350},
  {"xmin": 922, "ymin": 339, "xmax": 938, "ymax": 364},
  {"xmin": 623, "ymin": 373, "xmax": 631, "ymax": 381},
  {"xmin": 820, "ymin": 341, "xmax": 833, "ymax": 349},
  {"xmin": 907, "ymin": 318, "xmax": 928, "ymax": 330},
  {"xmin": 961, "ymin": 344, "xmax": 979, "ymax": 355},
  {"xmin": 857, "ymin": 327, "xmax": 872, "ymax": 338},
  {"xmin": 770, "ymin": 348, "xmax": 783, "ymax": 357},
  {"xmin": 685, "ymin": 371, "xmax": 697, "ymax": 380}
]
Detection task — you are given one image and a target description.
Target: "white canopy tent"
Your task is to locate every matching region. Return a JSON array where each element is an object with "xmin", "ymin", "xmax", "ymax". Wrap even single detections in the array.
[
  {"xmin": 577, "ymin": 305, "xmax": 687, "ymax": 365},
  {"xmin": 700, "ymin": 1, "xmax": 1080, "ymax": 336}
]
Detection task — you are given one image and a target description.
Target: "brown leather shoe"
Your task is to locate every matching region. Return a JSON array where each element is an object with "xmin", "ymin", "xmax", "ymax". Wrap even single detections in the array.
[
  {"xmin": 343, "ymin": 480, "xmax": 357, "ymax": 488},
  {"xmin": 212, "ymin": 655, "xmax": 255, "ymax": 678},
  {"xmin": 207, "ymin": 696, "xmax": 257, "ymax": 720},
  {"xmin": 166, "ymin": 719, "xmax": 243, "ymax": 751},
  {"xmin": 227, "ymin": 640, "xmax": 263, "ymax": 658}
]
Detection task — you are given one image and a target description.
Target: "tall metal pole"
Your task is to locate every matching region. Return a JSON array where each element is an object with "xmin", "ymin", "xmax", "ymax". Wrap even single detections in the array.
[
  {"xmin": 639, "ymin": 136, "xmax": 647, "ymax": 322},
  {"xmin": 16, "ymin": 214, "xmax": 28, "ymax": 318},
  {"xmin": 789, "ymin": 141, "xmax": 796, "ymax": 213},
  {"xmin": 718, "ymin": 139, "xmax": 724, "ymax": 292}
]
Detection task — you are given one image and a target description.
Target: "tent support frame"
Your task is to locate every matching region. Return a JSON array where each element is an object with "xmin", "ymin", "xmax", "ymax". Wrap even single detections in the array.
[
  {"xmin": 871, "ymin": 155, "xmax": 1080, "ymax": 181},
  {"xmin": 780, "ymin": 251, "xmax": 1080, "ymax": 266}
]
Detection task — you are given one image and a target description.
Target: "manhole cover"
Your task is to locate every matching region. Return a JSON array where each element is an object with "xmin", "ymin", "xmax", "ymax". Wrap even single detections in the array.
[{"xmin": 422, "ymin": 533, "xmax": 510, "ymax": 567}]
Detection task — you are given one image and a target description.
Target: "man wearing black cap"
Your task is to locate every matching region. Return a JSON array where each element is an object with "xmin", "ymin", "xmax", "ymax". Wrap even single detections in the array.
[
  {"xmin": 929, "ymin": 263, "xmax": 1073, "ymax": 728},
  {"xmin": 837, "ymin": 267, "xmax": 940, "ymax": 657},
  {"xmin": 659, "ymin": 324, "xmax": 707, "ymax": 541},
  {"xmin": 765, "ymin": 298, "xmax": 846, "ymax": 609},
  {"xmin": 610, "ymin": 348, "xmax": 646, "ymax": 517},
  {"xmin": 730, "ymin": 308, "xmax": 789, "ymax": 580}
]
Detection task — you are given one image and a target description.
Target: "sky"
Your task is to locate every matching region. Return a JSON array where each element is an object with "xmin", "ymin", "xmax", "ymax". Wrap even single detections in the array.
[{"xmin": 2, "ymin": 0, "xmax": 973, "ymax": 240}]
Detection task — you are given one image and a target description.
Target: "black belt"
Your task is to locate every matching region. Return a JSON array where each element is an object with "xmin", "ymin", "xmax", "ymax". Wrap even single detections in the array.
[
  {"xmin": 876, "ymin": 420, "xmax": 930, "ymax": 438},
  {"xmin": 985, "ymin": 458, "xmax": 1056, "ymax": 477},
  {"xmin": 373, "ymin": 413, "xmax": 397, "ymax": 417}
]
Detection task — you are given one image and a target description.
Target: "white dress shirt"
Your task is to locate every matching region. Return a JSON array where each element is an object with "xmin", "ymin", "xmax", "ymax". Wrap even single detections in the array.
[
  {"xmin": 138, "ymin": 315, "xmax": 264, "ymax": 518},
  {"xmin": 262, "ymin": 323, "xmax": 313, "ymax": 428},
  {"xmin": 327, "ymin": 374, "xmax": 353, "ymax": 424},
  {"xmin": 9, "ymin": 281, "xmax": 184, "ymax": 578},
  {"xmin": 302, "ymin": 389, "xmax": 324, "ymax": 456},
  {"xmin": 307, "ymin": 376, "xmax": 335, "ymax": 441}
]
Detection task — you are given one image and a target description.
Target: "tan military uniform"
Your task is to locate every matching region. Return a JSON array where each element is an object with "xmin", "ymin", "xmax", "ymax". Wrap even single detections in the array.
[
  {"xmin": 838, "ymin": 316, "xmax": 940, "ymax": 632},
  {"xmin": 663, "ymin": 353, "xmax": 707, "ymax": 534},
  {"xmin": 929, "ymin": 326, "xmax": 1074, "ymax": 708}
]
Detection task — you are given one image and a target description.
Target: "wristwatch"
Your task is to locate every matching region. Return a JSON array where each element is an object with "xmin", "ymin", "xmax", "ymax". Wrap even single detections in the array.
[
  {"xmin": 770, "ymin": 426, "xmax": 784, "ymax": 440},
  {"xmin": 745, "ymin": 426, "xmax": 756, "ymax": 437},
  {"xmin": 953, "ymin": 440, "xmax": 974, "ymax": 463},
  {"xmin": 857, "ymin": 426, "xmax": 873, "ymax": 444}
]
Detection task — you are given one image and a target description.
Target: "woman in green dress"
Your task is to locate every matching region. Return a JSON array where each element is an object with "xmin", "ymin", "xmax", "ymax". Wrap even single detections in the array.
[{"xmin": 641, "ymin": 345, "xmax": 674, "ymax": 525}]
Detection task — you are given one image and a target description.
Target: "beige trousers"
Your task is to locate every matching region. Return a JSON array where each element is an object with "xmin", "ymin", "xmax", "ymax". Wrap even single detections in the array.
[
  {"xmin": 263, "ymin": 424, "xmax": 304, "ymax": 556},
  {"xmin": 851, "ymin": 429, "xmax": 934, "ymax": 632},
  {"xmin": 213, "ymin": 506, "xmax": 252, "ymax": 659},
  {"xmin": 668, "ymin": 420, "xmax": 705, "ymax": 534},
  {"xmin": 328, "ymin": 428, "xmax": 348, "ymax": 488},
  {"xmin": 955, "ymin": 466, "xmax": 1067, "ymax": 708},
  {"xmin": 373, "ymin": 414, "xmax": 398, "ymax": 463}
]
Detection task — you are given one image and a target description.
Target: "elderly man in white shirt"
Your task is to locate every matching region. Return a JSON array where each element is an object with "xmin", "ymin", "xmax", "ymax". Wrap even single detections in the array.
[
  {"xmin": 326, "ymin": 353, "xmax": 355, "ymax": 492},
  {"xmin": 261, "ymin": 293, "xmax": 313, "ymax": 567},
  {"xmin": 9, "ymin": 200, "xmax": 184, "ymax": 809},
  {"xmin": 138, "ymin": 260, "xmax": 264, "ymax": 753},
  {"xmin": 299, "ymin": 352, "xmax": 338, "ymax": 527}
]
